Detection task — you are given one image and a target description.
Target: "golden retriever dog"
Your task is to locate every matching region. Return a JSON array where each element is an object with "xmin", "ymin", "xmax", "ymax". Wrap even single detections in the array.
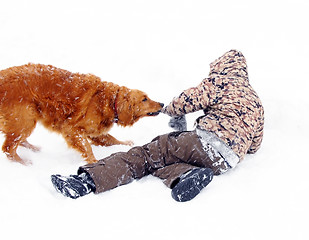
[{"xmin": 0, "ymin": 63, "xmax": 163, "ymax": 165}]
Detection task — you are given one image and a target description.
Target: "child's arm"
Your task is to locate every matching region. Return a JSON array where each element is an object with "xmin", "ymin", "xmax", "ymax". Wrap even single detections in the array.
[{"xmin": 162, "ymin": 78, "xmax": 215, "ymax": 117}]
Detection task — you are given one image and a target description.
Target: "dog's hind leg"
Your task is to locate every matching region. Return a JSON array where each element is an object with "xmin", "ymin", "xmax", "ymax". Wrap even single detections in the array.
[
  {"xmin": 1, "ymin": 111, "xmax": 37, "ymax": 165},
  {"xmin": 20, "ymin": 140, "xmax": 41, "ymax": 152},
  {"xmin": 88, "ymin": 134, "xmax": 134, "ymax": 147},
  {"xmin": 2, "ymin": 133, "xmax": 31, "ymax": 165}
]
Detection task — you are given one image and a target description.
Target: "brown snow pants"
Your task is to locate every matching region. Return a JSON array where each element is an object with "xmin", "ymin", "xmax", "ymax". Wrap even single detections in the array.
[{"xmin": 78, "ymin": 131, "xmax": 229, "ymax": 194}]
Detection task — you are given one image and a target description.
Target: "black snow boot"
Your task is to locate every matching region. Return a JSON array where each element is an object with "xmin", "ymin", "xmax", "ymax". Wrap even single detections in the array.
[
  {"xmin": 171, "ymin": 168, "xmax": 213, "ymax": 202},
  {"xmin": 51, "ymin": 172, "xmax": 96, "ymax": 199}
]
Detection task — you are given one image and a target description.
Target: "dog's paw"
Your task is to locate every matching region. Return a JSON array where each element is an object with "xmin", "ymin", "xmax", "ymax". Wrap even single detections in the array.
[
  {"xmin": 123, "ymin": 140, "xmax": 134, "ymax": 147},
  {"xmin": 22, "ymin": 159, "xmax": 33, "ymax": 166},
  {"xmin": 29, "ymin": 145, "xmax": 41, "ymax": 152},
  {"xmin": 9, "ymin": 156, "xmax": 32, "ymax": 166},
  {"xmin": 85, "ymin": 158, "xmax": 98, "ymax": 164}
]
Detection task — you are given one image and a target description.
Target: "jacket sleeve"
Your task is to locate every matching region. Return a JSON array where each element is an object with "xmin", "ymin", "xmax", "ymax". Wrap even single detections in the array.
[{"xmin": 162, "ymin": 78, "xmax": 215, "ymax": 117}]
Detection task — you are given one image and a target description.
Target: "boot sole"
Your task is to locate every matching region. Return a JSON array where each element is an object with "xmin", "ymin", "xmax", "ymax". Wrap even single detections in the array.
[{"xmin": 171, "ymin": 168, "xmax": 213, "ymax": 202}]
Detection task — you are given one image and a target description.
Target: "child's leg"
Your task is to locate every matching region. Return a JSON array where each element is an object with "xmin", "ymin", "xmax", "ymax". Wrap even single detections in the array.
[
  {"xmin": 77, "ymin": 150, "xmax": 147, "ymax": 194},
  {"xmin": 52, "ymin": 131, "xmax": 230, "ymax": 198},
  {"xmin": 77, "ymin": 131, "xmax": 208, "ymax": 194}
]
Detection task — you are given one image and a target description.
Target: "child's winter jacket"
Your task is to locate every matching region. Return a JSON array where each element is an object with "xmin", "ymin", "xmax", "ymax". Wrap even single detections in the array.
[{"xmin": 162, "ymin": 50, "xmax": 264, "ymax": 162}]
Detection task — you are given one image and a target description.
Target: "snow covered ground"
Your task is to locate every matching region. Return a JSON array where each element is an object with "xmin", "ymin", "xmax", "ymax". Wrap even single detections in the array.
[{"xmin": 0, "ymin": 0, "xmax": 308, "ymax": 239}]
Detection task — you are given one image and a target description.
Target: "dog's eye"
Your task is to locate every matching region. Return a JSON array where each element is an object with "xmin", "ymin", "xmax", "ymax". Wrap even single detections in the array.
[{"xmin": 142, "ymin": 97, "xmax": 148, "ymax": 102}]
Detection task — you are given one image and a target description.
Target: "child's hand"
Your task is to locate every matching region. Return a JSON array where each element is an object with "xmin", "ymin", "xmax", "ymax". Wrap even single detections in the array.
[{"xmin": 168, "ymin": 115, "xmax": 187, "ymax": 132}]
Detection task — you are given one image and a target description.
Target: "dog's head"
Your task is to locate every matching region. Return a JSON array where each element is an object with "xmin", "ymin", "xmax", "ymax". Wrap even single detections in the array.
[{"xmin": 116, "ymin": 87, "xmax": 164, "ymax": 126}]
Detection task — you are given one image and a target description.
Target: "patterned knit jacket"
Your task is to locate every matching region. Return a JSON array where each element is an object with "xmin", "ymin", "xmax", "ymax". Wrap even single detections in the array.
[{"xmin": 162, "ymin": 50, "xmax": 264, "ymax": 164}]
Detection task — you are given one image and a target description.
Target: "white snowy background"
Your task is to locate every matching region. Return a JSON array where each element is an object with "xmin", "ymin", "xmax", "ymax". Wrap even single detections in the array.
[{"xmin": 0, "ymin": 0, "xmax": 308, "ymax": 239}]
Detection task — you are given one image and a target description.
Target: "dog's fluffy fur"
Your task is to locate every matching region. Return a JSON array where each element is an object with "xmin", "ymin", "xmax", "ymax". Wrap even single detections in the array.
[{"xmin": 0, "ymin": 63, "xmax": 163, "ymax": 165}]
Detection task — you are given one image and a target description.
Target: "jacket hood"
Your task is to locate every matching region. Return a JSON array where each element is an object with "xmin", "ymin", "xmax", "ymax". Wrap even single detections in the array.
[{"xmin": 209, "ymin": 49, "xmax": 249, "ymax": 79}]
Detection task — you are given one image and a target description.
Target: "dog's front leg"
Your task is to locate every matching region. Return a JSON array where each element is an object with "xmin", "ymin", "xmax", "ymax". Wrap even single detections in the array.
[
  {"xmin": 63, "ymin": 132, "xmax": 97, "ymax": 164},
  {"xmin": 88, "ymin": 134, "xmax": 134, "ymax": 147}
]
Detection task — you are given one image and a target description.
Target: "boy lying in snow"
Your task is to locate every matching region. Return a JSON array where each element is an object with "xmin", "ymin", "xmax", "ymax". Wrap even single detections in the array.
[{"xmin": 51, "ymin": 50, "xmax": 264, "ymax": 202}]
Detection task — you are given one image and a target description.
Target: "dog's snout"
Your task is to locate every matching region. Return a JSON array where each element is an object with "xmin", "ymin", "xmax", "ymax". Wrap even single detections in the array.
[{"xmin": 160, "ymin": 103, "xmax": 164, "ymax": 108}]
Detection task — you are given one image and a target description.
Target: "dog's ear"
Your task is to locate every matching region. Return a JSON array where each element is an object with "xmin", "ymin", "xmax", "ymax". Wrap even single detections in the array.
[{"xmin": 116, "ymin": 87, "xmax": 135, "ymax": 126}]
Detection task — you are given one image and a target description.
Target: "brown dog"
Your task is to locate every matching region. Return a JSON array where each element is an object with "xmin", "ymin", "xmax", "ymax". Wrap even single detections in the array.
[{"xmin": 0, "ymin": 63, "xmax": 163, "ymax": 165}]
